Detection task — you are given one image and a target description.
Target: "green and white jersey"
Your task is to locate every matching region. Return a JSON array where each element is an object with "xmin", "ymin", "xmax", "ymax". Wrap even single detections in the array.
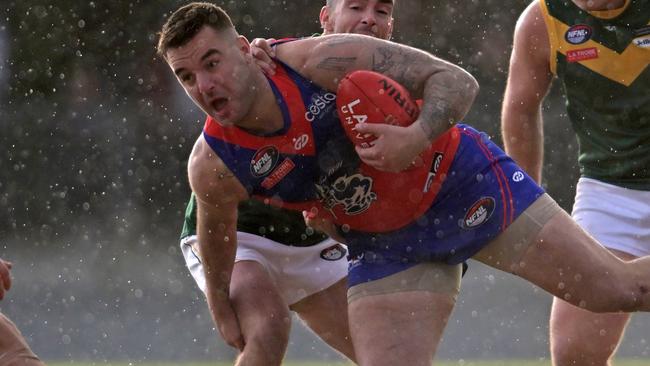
[
  {"xmin": 180, "ymin": 192, "xmax": 328, "ymax": 246},
  {"xmin": 540, "ymin": 0, "xmax": 650, "ymax": 190}
]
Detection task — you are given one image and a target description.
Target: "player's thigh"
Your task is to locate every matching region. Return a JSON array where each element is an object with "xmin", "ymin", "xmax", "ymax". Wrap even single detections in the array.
[
  {"xmin": 229, "ymin": 261, "xmax": 291, "ymax": 341},
  {"xmin": 291, "ymin": 277, "xmax": 350, "ymax": 337},
  {"xmin": 349, "ymin": 290, "xmax": 455, "ymax": 366},
  {"xmin": 347, "ymin": 263, "xmax": 461, "ymax": 366},
  {"xmin": 474, "ymin": 195, "xmax": 635, "ymax": 311},
  {"xmin": 291, "ymin": 278, "xmax": 355, "ymax": 360}
]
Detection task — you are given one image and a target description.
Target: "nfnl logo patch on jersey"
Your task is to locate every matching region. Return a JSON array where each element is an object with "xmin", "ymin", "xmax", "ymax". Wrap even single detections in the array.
[
  {"xmin": 250, "ymin": 146, "xmax": 279, "ymax": 177},
  {"xmin": 462, "ymin": 197, "xmax": 495, "ymax": 229},
  {"xmin": 565, "ymin": 24, "xmax": 592, "ymax": 45},
  {"xmin": 566, "ymin": 47, "xmax": 598, "ymax": 62},
  {"xmin": 320, "ymin": 243, "xmax": 347, "ymax": 261}
]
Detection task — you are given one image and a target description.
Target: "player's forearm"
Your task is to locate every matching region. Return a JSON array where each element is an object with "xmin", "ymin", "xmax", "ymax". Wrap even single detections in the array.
[
  {"xmin": 195, "ymin": 202, "xmax": 238, "ymax": 315},
  {"xmin": 416, "ymin": 66, "xmax": 479, "ymax": 141},
  {"xmin": 502, "ymin": 107, "xmax": 544, "ymax": 183},
  {"xmin": 200, "ymin": 231, "xmax": 237, "ymax": 322}
]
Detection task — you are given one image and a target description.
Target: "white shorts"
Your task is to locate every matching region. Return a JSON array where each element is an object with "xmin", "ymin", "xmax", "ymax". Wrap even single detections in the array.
[
  {"xmin": 572, "ymin": 177, "xmax": 650, "ymax": 257},
  {"xmin": 180, "ymin": 232, "xmax": 348, "ymax": 306}
]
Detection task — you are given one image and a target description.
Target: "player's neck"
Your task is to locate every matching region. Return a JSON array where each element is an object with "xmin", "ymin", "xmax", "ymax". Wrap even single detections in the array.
[{"xmin": 238, "ymin": 73, "xmax": 284, "ymax": 135}]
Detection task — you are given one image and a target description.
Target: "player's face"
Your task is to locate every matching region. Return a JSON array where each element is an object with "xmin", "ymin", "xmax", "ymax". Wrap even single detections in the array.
[
  {"xmin": 322, "ymin": 0, "xmax": 394, "ymax": 40},
  {"xmin": 166, "ymin": 26, "xmax": 257, "ymax": 126}
]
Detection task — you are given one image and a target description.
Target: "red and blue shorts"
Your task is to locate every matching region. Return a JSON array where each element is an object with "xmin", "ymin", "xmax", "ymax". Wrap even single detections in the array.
[{"xmin": 345, "ymin": 124, "xmax": 545, "ymax": 287}]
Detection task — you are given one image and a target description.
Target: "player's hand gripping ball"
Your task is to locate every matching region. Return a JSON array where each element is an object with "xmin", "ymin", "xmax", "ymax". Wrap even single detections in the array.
[{"xmin": 337, "ymin": 70, "xmax": 420, "ymax": 148}]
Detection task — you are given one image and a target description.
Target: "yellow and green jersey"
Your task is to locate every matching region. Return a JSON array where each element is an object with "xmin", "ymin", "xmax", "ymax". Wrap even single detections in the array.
[{"xmin": 540, "ymin": 0, "xmax": 650, "ymax": 190}]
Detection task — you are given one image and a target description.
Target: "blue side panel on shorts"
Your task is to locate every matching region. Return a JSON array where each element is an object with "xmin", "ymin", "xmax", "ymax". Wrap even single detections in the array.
[{"xmin": 346, "ymin": 124, "xmax": 545, "ymax": 286}]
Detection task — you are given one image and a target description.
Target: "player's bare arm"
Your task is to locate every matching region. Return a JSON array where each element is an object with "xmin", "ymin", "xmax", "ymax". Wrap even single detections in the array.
[
  {"xmin": 277, "ymin": 34, "xmax": 479, "ymax": 171},
  {"xmin": 286, "ymin": 34, "xmax": 478, "ymax": 138},
  {"xmin": 188, "ymin": 136, "xmax": 249, "ymax": 349},
  {"xmin": 501, "ymin": 2, "xmax": 554, "ymax": 183}
]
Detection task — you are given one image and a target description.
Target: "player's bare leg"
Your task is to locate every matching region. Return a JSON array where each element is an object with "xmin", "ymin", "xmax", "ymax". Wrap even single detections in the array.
[
  {"xmin": 474, "ymin": 197, "xmax": 650, "ymax": 313},
  {"xmin": 229, "ymin": 261, "xmax": 291, "ymax": 366},
  {"xmin": 348, "ymin": 290, "xmax": 454, "ymax": 366},
  {"xmin": 549, "ymin": 249, "xmax": 636, "ymax": 366},
  {"xmin": 345, "ymin": 263, "xmax": 461, "ymax": 366},
  {"xmin": 291, "ymin": 278, "xmax": 356, "ymax": 362}
]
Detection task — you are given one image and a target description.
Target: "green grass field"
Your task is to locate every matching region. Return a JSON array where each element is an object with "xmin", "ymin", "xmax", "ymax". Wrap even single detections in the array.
[{"xmin": 46, "ymin": 360, "xmax": 650, "ymax": 366}]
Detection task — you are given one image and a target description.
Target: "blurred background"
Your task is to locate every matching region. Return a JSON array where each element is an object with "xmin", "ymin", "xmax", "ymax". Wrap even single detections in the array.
[{"xmin": 1, "ymin": 0, "xmax": 648, "ymax": 363}]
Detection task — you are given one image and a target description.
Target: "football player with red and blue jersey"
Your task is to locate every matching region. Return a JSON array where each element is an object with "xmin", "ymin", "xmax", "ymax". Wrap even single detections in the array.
[{"xmin": 159, "ymin": 3, "xmax": 650, "ymax": 366}]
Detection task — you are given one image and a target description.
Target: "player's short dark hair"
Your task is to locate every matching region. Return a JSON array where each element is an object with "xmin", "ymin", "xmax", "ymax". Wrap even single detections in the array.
[{"xmin": 157, "ymin": 2, "xmax": 234, "ymax": 58}]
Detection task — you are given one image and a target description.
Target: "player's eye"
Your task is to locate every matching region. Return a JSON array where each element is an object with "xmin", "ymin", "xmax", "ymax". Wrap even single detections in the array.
[{"xmin": 180, "ymin": 73, "xmax": 194, "ymax": 84}]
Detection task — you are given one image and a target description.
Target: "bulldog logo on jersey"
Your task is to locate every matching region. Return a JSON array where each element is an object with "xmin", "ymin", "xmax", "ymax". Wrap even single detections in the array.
[
  {"xmin": 250, "ymin": 146, "xmax": 279, "ymax": 177},
  {"xmin": 316, "ymin": 173, "xmax": 377, "ymax": 215},
  {"xmin": 462, "ymin": 197, "xmax": 495, "ymax": 229},
  {"xmin": 320, "ymin": 243, "xmax": 347, "ymax": 261},
  {"xmin": 565, "ymin": 24, "xmax": 592, "ymax": 45}
]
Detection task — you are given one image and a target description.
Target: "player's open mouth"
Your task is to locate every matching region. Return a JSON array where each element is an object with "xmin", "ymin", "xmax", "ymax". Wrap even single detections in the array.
[{"xmin": 212, "ymin": 97, "xmax": 228, "ymax": 113}]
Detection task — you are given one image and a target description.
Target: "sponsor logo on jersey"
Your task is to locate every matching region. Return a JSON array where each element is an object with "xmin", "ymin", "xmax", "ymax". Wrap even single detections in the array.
[
  {"xmin": 293, "ymin": 134, "xmax": 310, "ymax": 151},
  {"xmin": 512, "ymin": 170, "xmax": 525, "ymax": 182},
  {"xmin": 261, "ymin": 158, "xmax": 295, "ymax": 189},
  {"xmin": 305, "ymin": 92, "xmax": 337, "ymax": 122},
  {"xmin": 462, "ymin": 197, "xmax": 495, "ymax": 229},
  {"xmin": 316, "ymin": 173, "xmax": 377, "ymax": 215},
  {"xmin": 250, "ymin": 146, "xmax": 279, "ymax": 177},
  {"xmin": 320, "ymin": 243, "xmax": 347, "ymax": 261},
  {"xmin": 632, "ymin": 34, "xmax": 650, "ymax": 48},
  {"xmin": 424, "ymin": 152, "xmax": 444, "ymax": 193},
  {"xmin": 566, "ymin": 47, "xmax": 598, "ymax": 62},
  {"xmin": 565, "ymin": 24, "xmax": 592, "ymax": 45}
]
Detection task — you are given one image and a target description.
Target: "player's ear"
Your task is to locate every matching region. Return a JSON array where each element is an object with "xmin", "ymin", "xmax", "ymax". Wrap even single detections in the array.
[
  {"xmin": 237, "ymin": 35, "xmax": 251, "ymax": 54},
  {"xmin": 387, "ymin": 17, "xmax": 394, "ymax": 40},
  {"xmin": 320, "ymin": 6, "xmax": 332, "ymax": 34}
]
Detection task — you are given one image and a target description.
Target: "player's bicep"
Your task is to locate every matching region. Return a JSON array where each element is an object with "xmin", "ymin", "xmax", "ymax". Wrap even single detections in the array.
[
  {"xmin": 301, "ymin": 35, "xmax": 445, "ymax": 97},
  {"xmin": 188, "ymin": 137, "xmax": 248, "ymax": 210},
  {"xmin": 505, "ymin": 2, "xmax": 553, "ymax": 108}
]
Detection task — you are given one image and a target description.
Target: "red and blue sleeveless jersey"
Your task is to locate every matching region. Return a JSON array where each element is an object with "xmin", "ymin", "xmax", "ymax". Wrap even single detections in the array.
[
  {"xmin": 203, "ymin": 60, "xmax": 359, "ymax": 212},
  {"xmin": 202, "ymin": 61, "xmax": 459, "ymax": 233}
]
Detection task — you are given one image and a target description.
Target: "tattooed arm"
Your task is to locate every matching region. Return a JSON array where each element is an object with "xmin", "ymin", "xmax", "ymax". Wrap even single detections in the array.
[{"xmin": 276, "ymin": 34, "xmax": 479, "ymax": 171}]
